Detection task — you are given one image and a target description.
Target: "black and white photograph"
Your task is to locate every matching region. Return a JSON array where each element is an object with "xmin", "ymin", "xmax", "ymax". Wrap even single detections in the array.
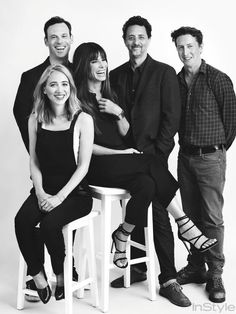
[{"xmin": 0, "ymin": 0, "xmax": 235, "ymax": 313}]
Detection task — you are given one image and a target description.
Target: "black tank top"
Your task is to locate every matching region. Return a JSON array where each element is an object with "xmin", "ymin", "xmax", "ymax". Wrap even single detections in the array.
[{"xmin": 36, "ymin": 111, "xmax": 89, "ymax": 195}]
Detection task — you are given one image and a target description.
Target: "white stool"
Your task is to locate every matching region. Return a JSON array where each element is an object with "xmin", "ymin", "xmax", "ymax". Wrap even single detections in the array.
[
  {"xmin": 89, "ymin": 185, "xmax": 156, "ymax": 313},
  {"xmin": 16, "ymin": 211, "xmax": 99, "ymax": 314}
]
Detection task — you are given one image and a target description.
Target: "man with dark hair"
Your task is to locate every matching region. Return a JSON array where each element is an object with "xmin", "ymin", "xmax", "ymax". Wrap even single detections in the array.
[
  {"xmin": 14, "ymin": 16, "xmax": 73, "ymax": 151},
  {"xmin": 110, "ymin": 16, "xmax": 191, "ymax": 307},
  {"xmin": 13, "ymin": 16, "xmax": 75, "ymax": 302},
  {"xmin": 171, "ymin": 26, "xmax": 236, "ymax": 303}
]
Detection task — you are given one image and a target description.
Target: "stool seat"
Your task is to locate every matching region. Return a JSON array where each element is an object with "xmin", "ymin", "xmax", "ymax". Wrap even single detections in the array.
[{"xmin": 89, "ymin": 185, "xmax": 130, "ymax": 198}]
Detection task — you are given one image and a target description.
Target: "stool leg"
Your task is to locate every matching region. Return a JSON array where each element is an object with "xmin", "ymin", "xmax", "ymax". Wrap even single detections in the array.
[
  {"xmin": 64, "ymin": 227, "xmax": 73, "ymax": 314},
  {"xmin": 145, "ymin": 204, "xmax": 156, "ymax": 301},
  {"xmin": 76, "ymin": 228, "xmax": 87, "ymax": 299},
  {"xmin": 87, "ymin": 220, "xmax": 99, "ymax": 307},
  {"xmin": 100, "ymin": 196, "xmax": 112, "ymax": 313},
  {"xmin": 17, "ymin": 253, "xmax": 26, "ymax": 310}
]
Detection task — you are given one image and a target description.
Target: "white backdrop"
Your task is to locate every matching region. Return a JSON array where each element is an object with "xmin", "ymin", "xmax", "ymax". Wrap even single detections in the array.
[{"xmin": 0, "ymin": 0, "xmax": 235, "ymax": 312}]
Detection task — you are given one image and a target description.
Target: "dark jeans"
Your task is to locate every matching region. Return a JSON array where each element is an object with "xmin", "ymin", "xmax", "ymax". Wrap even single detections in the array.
[
  {"xmin": 15, "ymin": 192, "xmax": 92, "ymax": 276},
  {"xmin": 178, "ymin": 149, "xmax": 226, "ymax": 277},
  {"xmin": 131, "ymin": 196, "xmax": 177, "ymax": 285}
]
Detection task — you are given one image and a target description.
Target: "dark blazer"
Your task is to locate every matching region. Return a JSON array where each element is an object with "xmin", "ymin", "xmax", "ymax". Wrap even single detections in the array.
[
  {"xmin": 13, "ymin": 58, "xmax": 72, "ymax": 151},
  {"xmin": 110, "ymin": 55, "xmax": 181, "ymax": 159}
]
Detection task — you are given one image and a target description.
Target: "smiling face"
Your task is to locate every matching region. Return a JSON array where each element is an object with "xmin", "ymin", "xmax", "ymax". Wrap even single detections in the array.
[
  {"xmin": 89, "ymin": 53, "xmax": 108, "ymax": 83},
  {"xmin": 44, "ymin": 70, "xmax": 70, "ymax": 107},
  {"xmin": 44, "ymin": 22, "xmax": 72, "ymax": 63},
  {"xmin": 176, "ymin": 34, "xmax": 203, "ymax": 69},
  {"xmin": 124, "ymin": 25, "xmax": 150, "ymax": 60}
]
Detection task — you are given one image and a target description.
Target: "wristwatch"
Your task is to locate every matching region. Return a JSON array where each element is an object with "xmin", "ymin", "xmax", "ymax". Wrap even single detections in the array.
[{"xmin": 116, "ymin": 109, "xmax": 125, "ymax": 120}]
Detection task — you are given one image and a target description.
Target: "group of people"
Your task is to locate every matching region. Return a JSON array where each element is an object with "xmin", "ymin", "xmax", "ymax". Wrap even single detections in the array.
[{"xmin": 13, "ymin": 15, "xmax": 236, "ymax": 308}]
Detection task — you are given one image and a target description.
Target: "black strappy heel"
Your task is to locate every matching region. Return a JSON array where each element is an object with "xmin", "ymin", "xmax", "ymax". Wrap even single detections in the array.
[
  {"xmin": 175, "ymin": 215, "xmax": 218, "ymax": 253},
  {"xmin": 111, "ymin": 224, "xmax": 131, "ymax": 269}
]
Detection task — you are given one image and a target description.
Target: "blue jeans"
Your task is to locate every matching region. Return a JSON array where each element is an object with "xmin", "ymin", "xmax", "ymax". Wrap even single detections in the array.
[{"xmin": 177, "ymin": 148, "xmax": 226, "ymax": 277}]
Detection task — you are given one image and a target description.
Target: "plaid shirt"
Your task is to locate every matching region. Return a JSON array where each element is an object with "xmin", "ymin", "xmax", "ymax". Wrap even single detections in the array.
[{"xmin": 178, "ymin": 60, "xmax": 236, "ymax": 149}]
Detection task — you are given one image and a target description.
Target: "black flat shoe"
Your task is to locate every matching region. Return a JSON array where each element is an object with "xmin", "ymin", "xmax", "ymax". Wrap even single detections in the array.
[
  {"xmin": 55, "ymin": 285, "xmax": 65, "ymax": 300},
  {"xmin": 36, "ymin": 285, "xmax": 51, "ymax": 304},
  {"xmin": 110, "ymin": 267, "xmax": 147, "ymax": 288}
]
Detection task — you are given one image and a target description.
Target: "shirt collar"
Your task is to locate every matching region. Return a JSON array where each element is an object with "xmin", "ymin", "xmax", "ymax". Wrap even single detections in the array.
[
  {"xmin": 179, "ymin": 59, "xmax": 206, "ymax": 82},
  {"xmin": 129, "ymin": 54, "xmax": 149, "ymax": 73}
]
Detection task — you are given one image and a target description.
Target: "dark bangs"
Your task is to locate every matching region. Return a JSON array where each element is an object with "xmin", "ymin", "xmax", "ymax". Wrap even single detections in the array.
[{"xmin": 88, "ymin": 44, "xmax": 107, "ymax": 62}]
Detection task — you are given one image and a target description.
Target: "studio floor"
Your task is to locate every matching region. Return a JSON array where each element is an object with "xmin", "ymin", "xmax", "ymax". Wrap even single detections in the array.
[{"xmin": 1, "ymin": 222, "xmax": 235, "ymax": 314}]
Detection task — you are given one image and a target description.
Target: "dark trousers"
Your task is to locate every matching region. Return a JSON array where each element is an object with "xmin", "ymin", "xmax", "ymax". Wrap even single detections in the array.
[
  {"xmin": 131, "ymin": 197, "xmax": 177, "ymax": 284},
  {"xmin": 88, "ymin": 153, "xmax": 178, "ymax": 227},
  {"xmin": 88, "ymin": 153, "xmax": 178, "ymax": 283},
  {"xmin": 178, "ymin": 150, "xmax": 226, "ymax": 277},
  {"xmin": 15, "ymin": 192, "xmax": 92, "ymax": 276}
]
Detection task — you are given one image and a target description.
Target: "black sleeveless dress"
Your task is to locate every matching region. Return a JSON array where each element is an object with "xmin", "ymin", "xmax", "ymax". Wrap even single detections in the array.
[{"xmin": 36, "ymin": 111, "xmax": 89, "ymax": 196}]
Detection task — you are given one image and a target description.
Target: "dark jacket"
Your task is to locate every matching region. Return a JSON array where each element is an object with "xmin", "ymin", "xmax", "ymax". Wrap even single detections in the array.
[{"xmin": 110, "ymin": 55, "xmax": 181, "ymax": 159}]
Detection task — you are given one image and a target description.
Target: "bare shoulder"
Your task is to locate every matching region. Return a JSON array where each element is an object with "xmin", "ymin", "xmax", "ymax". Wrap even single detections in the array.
[{"xmin": 76, "ymin": 112, "xmax": 94, "ymax": 128}]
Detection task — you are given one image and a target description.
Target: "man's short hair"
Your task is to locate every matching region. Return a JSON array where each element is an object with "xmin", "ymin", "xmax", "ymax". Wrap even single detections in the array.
[
  {"xmin": 171, "ymin": 26, "xmax": 203, "ymax": 46},
  {"xmin": 122, "ymin": 16, "xmax": 152, "ymax": 39},
  {"xmin": 44, "ymin": 16, "xmax": 72, "ymax": 38}
]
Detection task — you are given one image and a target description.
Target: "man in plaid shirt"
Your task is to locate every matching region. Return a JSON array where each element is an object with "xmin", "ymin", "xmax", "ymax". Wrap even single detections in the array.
[{"xmin": 171, "ymin": 26, "xmax": 236, "ymax": 303}]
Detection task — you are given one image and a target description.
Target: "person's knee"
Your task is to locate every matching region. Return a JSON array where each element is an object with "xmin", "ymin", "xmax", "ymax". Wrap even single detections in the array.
[
  {"xmin": 15, "ymin": 211, "xmax": 27, "ymax": 231},
  {"xmin": 135, "ymin": 175, "xmax": 156, "ymax": 198},
  {"xmin": 14, "ymin": 212, "xmax": 21, "ymax": 231}
]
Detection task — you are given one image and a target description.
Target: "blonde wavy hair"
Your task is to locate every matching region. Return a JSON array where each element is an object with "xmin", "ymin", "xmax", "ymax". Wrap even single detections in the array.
[{"xmin": 33, "ymin": 64, "xmax": 81, "ymax": 123}]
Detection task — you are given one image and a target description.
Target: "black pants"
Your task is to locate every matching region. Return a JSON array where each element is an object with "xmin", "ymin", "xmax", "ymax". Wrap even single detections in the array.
[
  {"xmin": 88, "ymin": 153, "xmax": 178, "ymax": 227},
  {"xmin": 88, "ymin": 153, "xmax": 178, "ymax": 283},
  {"xmin": 15, "ymin": 192, "xmax": 92, "ymax": 276},
  {"xmin": 131, "ymin": 197, "xmax": 177, "ymax": 284}
]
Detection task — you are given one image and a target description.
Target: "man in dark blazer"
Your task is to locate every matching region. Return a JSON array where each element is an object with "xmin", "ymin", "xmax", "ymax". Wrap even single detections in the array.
[
  {"xmin": 13, "ymin": 16, "xmax": 73, "ymax": 152},
  {"xmin": 110, "ymin": 16, "xmax": 191, "ymax": 307},
  {"xmin": 13, "ymin": 16, "xmax": 74, "ymax": 301}
]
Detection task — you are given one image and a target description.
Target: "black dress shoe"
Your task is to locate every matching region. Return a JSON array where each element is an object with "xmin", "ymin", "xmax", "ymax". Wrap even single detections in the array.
[
  {"xmin": 55, "ymin": 285, "xmax": 65, "ymax": 300},
  {"xmin": 25, "ymin": 279, "xmax": 40, "ymax": 302},
  {"xmin": 176, "ymin": 265, "xmax": 207, "ymax": 285},
  {"xmin": 36, "ymin": 285, "xmax": 52, "ymax": 304},
  {"xmin": 159, "ymin": 282, "xmax": 191, "ymax": 307},
  {"xmin": 110, "ymin": 267, "xmax": 147, "ymax": 288},
  {"xmin": 206, "ymin": 277, "xmax": 225, "ymax": 303}
]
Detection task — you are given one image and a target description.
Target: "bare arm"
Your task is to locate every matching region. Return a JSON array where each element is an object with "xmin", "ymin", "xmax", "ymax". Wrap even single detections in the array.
[
  {"xmin": 98, "ymin": 98, "xmax": 130, "ymax": 136},
  {"xmin": 93, "ymin": 144, "xmax": 141, "ymax": 155}
]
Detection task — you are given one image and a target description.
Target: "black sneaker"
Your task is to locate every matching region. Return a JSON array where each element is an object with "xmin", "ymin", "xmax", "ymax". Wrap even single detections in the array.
[
  {"xmin": 159, "ymin": 282, "xmax": 191, "ymax": 307},
  {"xmin": 25, "ymin": 279, "xmax": 40, "ymax": 302},
  {"xmin": 206, "ymin": 277, "xmax": 226, "ymax": 303},
  {"xmin": 110, "ymin": 267, "xmax": 147, "ymax": 288},
  {"xmin": 176, "ymin": 264, "xmax": 207, "ymax": 285}
]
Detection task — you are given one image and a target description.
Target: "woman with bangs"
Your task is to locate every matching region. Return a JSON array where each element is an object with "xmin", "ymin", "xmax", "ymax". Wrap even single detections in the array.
[
  {"xmin": 15, "ymin": 64, "xmax": 94, "ymax": 304},
  {"xmin": 72, "ymin": 43, "xmax": 217, "ymax": 270}
]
